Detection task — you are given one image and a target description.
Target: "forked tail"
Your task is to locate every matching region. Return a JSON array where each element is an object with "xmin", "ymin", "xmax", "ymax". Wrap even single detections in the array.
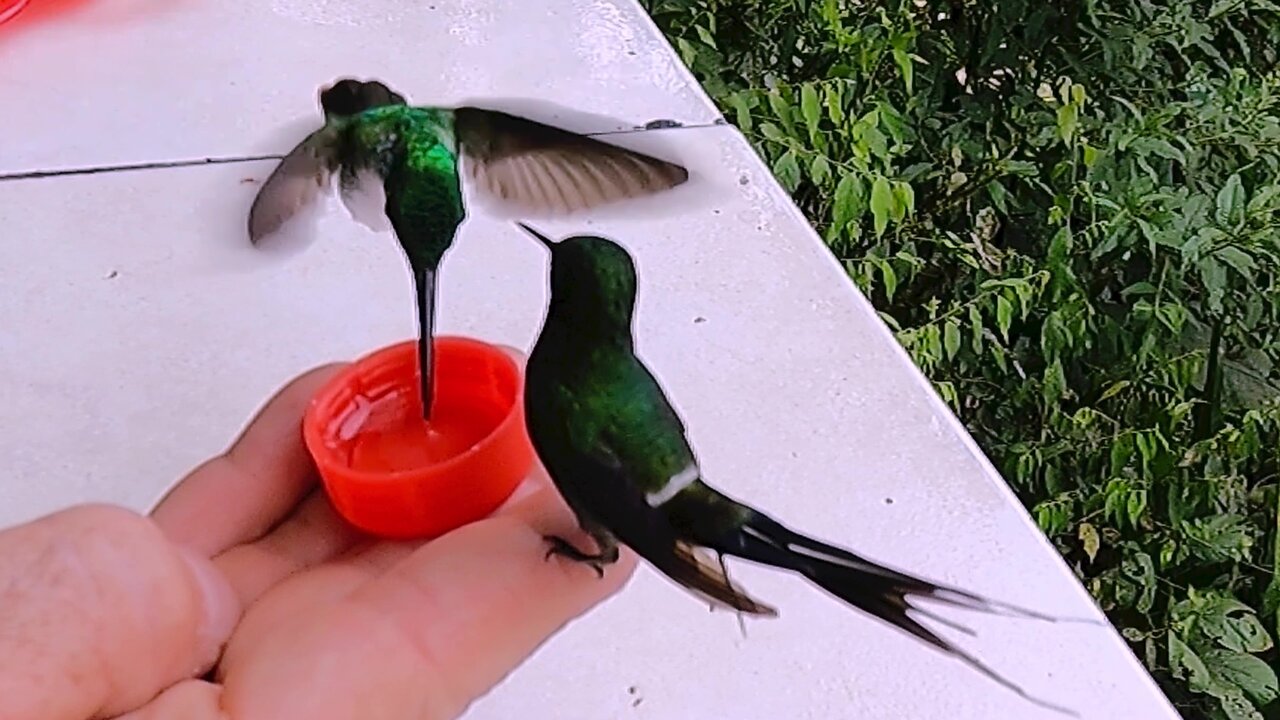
[{"xmin": 724, "ymin": 509, "xmax": 1101, "ymax": 717}]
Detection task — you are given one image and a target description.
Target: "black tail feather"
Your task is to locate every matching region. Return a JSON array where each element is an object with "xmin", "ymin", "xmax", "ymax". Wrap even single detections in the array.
[{"xmin": 725, "ymin": 511, "xmax": 1092, "ymax": 717}]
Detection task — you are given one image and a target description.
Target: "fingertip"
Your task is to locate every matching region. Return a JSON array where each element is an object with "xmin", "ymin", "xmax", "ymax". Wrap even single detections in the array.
[
  {"xmin": 176, "ymin": 547, "xmax": 243, "ymax": 674},
  {"xmin": 225, "ymin": 361, "xmax": 350, "ymax": 462},
  {"xmin": 152, "ymin": 361, "xmax": 352, "ymax": 555}
]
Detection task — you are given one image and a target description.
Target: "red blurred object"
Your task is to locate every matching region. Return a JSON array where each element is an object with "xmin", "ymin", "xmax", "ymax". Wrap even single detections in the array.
[
  {"xmin": 304, "ymin": 336, "xmax": 535, "ymax": 540},
  {"xmin": 0, "ymin": 0, "xmax": 30, "ymax": 25}
]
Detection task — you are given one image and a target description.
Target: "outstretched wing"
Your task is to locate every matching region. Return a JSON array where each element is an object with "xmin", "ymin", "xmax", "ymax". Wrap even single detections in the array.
[
  {"xmin": 452, "ymin": 106, "xmax": 689, "ymax": 215},
  {"xmin": 247, "ymin": 124, "xmax": 344, "ymax": 249}
]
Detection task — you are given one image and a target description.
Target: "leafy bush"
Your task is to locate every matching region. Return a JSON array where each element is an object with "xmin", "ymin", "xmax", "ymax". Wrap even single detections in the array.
[{"xmin": 643, "ymin": 1, "xmax": 1280, "ymax": 717}]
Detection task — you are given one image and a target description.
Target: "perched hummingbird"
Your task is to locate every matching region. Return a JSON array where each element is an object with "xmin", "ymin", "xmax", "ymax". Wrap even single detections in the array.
[
  {"xmin": 517, "ymin": 225, "xmax": 1088, "ymax": 716},
  {"xmin": 247, "ymin": 78, "xmax": 689, "ymax": 419}
]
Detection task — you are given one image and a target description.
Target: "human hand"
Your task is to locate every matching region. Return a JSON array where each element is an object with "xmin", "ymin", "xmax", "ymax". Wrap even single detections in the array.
[{"xmin": 0, "ymin": 360, "xmax": 638, "ymax": 720}]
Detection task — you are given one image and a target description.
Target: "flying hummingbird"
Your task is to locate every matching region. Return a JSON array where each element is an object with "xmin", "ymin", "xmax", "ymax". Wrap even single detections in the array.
[
  {"xmin": 516, "ymin": 225, "xmax": 1091, "ymax": 716},
  {"xmin": 246, "ymin": 78, "xmax": 689, "ymax": 420}
]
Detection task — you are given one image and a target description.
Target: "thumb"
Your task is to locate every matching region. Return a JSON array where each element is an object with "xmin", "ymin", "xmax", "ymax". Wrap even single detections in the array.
[{"xmin": 0, "ymin": 504, "xmax": 241, "ymax": 720}]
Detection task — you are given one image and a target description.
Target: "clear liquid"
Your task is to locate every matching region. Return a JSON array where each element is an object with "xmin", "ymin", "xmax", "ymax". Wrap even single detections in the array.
[{"xmin": 332, "ymin": 385, "xmax": 503, "ymax": 473}]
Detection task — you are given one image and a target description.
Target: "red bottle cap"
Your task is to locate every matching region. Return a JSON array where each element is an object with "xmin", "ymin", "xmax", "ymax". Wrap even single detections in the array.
[
  {"xmin": 303, "ymin": 336, "xmax": 535, "ymax": 540},
  {"xmin": 0, "ymin": 0, "xmax": 30, "ymax": 25}
]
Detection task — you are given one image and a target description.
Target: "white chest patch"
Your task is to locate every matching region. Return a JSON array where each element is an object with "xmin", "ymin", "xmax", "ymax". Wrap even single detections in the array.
[{"xmin": 645, "ymin": 464, "xmax": 699, "ymax": 507}]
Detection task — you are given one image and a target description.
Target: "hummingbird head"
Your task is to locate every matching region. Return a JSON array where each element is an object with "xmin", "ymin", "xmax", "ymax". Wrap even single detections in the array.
[
  {"xmin": 517, "ymin": 224, "xmax": 638, "ymax": 340},
  {"xmin": 319, "ymin": 78, "xmax": 407, "ymax": 121}
]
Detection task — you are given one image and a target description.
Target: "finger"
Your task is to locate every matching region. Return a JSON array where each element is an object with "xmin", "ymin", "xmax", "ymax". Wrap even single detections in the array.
[
  {"xmin": 114, "ymin": 681, "xmax": 224, "ymax": 720},
  {"xmin": 301, "ymin": 468, "xmax": 565, "ymax": 581},
  {"xmin": 214, "ymin": 406, "xmax": 550, "ymax": 608},
  {"xmin": 151, "ymin": 363, "xmax": 348, "ymax": 555},
  {"xmin": 211, "ymin": 474, "xmax": 570, "ymax": 670},
  {"xmin": 218, "ymin": 502, "xmax": 638, "ymax": 720},
  {"xmin": 213, "ymin": 490, "xmax": 365, "ymax": 606},
  {"xmin": 0, "ymin": 505, "xmax": 240, "ymax": 720}
]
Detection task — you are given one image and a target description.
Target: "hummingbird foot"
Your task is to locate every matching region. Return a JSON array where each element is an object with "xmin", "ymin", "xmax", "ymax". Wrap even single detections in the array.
[{"xmin": 542, "ymin": 533, "xmax": 620, "ymax": 579}]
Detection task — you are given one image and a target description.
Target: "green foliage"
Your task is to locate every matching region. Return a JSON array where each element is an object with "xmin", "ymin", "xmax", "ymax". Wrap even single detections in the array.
[{"xmin": 644, "ymin": 0, "xmax": 1280, "ymax": 716}]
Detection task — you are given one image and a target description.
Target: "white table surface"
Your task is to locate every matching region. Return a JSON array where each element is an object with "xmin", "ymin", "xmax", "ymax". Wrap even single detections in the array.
[{"xmin": 0, "ymin": 1, "xmax": 1179, "ymax": 718}]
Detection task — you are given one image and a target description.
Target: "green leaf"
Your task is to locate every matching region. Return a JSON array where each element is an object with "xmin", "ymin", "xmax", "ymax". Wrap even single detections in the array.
[
  {"xmin": 824, "ymin": 84, "xmax": 845, "ymax": 125},
  {"xmin": 1201, "ymin": 604, "xmax": 1274, "ymax": 653},
  {"xmin": 892, "ymin": 47, "xmax": 913, "ymax": 92},
  {"xmin": 996, "ymin": 295, "xmax": 1013, "ymax": 340},
  {"xmin": 1079, "ymin": 522, "xmax": 1100, "ymax": 562},
  {"xmin": 674, "ymin": 37, "xmax": 697, "ymax": 67},
  {"xmin": 1131, "ymin": 552, "xmax": 1157, "ymax": 612},
  {"xmin": 1100, "ymin": 381, "xmax": 1131, "ymax": 402},
  {"xmin": 1217, "ymin": 247, "xmax": 1255, "ymax": 277},
  {"xmin": 870, "ymin": 176, "xmax": 893, "ymax": 237},
  {"xmin": 726, "ymin": 93, "xmax": 753, "ymax": 130},
  {"xmin": 880, "ymin": 260, "xmax": 898, "ymax": 301},
  {"xmin": 1110, "ymin": 436, "xmax": 1134, "ymax": 476},
  {"xmin": 1042, "ymin": 358, "xmax": 1066, "ymax": 404},
  {"xmin": 1216, "ymin": 174, "xmax": 1246, "ymax": 228},
  {"xmin": 1247, "ymin": 184, "xmax": 1280, "ymax": 214},
  {"xmin": 772, "ymin": 151, "xmax": 802, "ymax": 193},
  {"xmin": 1082, "ymin": 144, "xmax": 1099, "ymax": 167},
  {"xmin": 810, "ymin": 155, "xmax": 832, "ymax": 187},
  {"xmin": 1056, "ymin": 103, "xmax": 1079, "ymax": 144},
  {"xmin": 1208, "ymin": 0, "xmax": 1243, "ymax": 19},
  {"xmin": 800, "ymin": 83, "xmax": 821, "ymax": 139},
  {"xmin": 695, "ymin": 24, "xmax": 717, "ymax": 49},
  {"xmin": 968, "ymin": 304, "xmax": 984, "ymax": 354},
  {"xmin": 987, "ymin": 180, "xmax": 1009, "ymax": 214},
  {"xmin": 943, "ymin": 320, "xmax": 960, "ymax": 359},
  {"xmin": 1199, "ymin": 256, "xmax": 1228, "ymax": 313},
  {"xmin": 1127, "ymin": 489, "xmax": 1148, "ymax": 528},
  {"xmin": 1132, "ymin": 137, "xmax": 1186, "ymax": 164},
  {"xmin": 1170, "ymin": 634, "xmax": 1213, "ymax": 693},
  {"xmin": 991, "ymin": 343, "xmax": 1008, "ymax": 373},
  {"xmin": 1203, "ymin": 649, "xmax": 1279, "ymax": 705},
  {"xmin": 1185, "ymin": 516, "xmax": 1256, "ymax": 565},
  {"xmin": 893, "ymin": 181, "xmax": 915, "ymax": 219},
  {"xmin": 767, "ymin": 91, "xmax": 794, "ymax": 136},
  {"xmin": 832, "ymin": 173, "xmax": 865, "ymax": 231},
  {"xmin": 1217, "ymin": 691, "xmax": 1264, "ymax": 720}
]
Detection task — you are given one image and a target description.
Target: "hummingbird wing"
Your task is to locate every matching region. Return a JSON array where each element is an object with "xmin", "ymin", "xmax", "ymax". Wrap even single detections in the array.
[
  {"xmin": 563, "ymin": 443, "xmax": 778, "ymax": 617},
  {"xmin": 247, "ymin": 124, "xmax": 344, "ymax": 248},
  {"xmin": 451, "ymin": 106, "xmax": 689, "ymax": 214},
  {"xmin": 575, "ymin": 361, "xmax": 777, "ymax": 615}
]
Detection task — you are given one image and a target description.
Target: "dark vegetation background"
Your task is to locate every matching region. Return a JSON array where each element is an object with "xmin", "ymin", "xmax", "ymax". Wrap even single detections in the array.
[{"xmin": 642, "ymin": 1, "xmax": 1280, "ymax": 717}]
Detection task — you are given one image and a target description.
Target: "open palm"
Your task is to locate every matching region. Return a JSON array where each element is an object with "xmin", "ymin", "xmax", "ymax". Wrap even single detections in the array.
[{"xmin": 132, "ymin": 361, "xmax": 637, "ymax": 719}]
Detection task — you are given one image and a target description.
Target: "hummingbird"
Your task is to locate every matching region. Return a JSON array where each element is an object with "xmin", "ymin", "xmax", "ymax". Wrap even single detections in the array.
[
  {"xmin": 246, "ymin": 78, "xmax": 689, "ymax": 420},
  {"xmin": 517, "ymin": 224, "xmax": 1089, "ymax": 716}
]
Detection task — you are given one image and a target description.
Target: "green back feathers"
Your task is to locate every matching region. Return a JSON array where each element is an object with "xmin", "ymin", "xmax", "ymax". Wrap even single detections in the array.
[
  {"xmin": 344, "ymin": 107, "xmax": 465, "ymax": 267},
  {"xmin": 527, "ymin": 234, "xmax": 696, "ymax": 494}
]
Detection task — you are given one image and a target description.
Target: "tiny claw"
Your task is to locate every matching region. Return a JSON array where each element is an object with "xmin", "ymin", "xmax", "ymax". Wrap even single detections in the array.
[{"xmin": 543, "ymin": 535, "xmax": 611, "ymax": 578}]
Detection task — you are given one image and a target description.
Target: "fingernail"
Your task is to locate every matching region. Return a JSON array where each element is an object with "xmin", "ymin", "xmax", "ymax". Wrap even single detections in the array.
[{"xmin": 178, "ymin": 547, "xmax": 242, "ymax": 671}]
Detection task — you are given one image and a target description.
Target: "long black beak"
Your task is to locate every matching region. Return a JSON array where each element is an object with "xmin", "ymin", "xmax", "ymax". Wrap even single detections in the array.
[
  {"xmin": 516, "ymin": 222, "xmax": 556, "ymax": 249},
  {"xmin": 413, "ymin": 266, "xmax": 436, "ymax": 421}
]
